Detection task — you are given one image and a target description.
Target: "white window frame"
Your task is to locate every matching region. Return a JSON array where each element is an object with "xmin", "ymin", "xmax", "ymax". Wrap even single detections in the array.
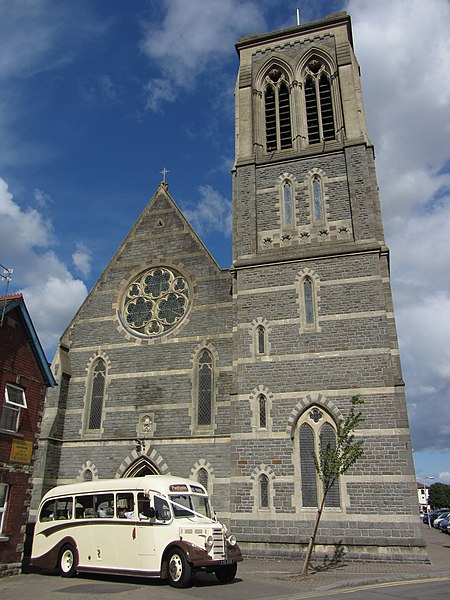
[
  {"xmin": 0, "ymin": 384, "xmax": 27, "ymax": 432},
  {"xmin": 0, "ymin": 483, "xmax": 9, "ymax": 534}
]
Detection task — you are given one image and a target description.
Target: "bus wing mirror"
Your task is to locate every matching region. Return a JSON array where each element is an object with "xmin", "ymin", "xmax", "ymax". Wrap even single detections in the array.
[{"xmin": 148, "ymin": 507, "xmax": 155, "ymax": 519}]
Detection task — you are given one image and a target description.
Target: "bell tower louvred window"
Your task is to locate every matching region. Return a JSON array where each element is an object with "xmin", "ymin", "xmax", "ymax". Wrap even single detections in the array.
[
  {"xmin": 304, "ymin": 60, "xmax": 335, "ymax": 144},
  {"xmin": 305, "ymin": 76, "xmax": 320, "ymax": 144},
  {"xmin": 319, "ymin": 74, "xmax": 335, "ymax": 140},
  {"xmin": 264, "ymin": 69, "xmax": 292, "ymax": 152}
]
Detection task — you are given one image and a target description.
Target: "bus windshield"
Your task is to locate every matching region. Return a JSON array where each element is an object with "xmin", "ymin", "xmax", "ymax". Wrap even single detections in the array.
[{"xmin": 170, "ymin": 494, "xmax": 211, "ymax": 519}]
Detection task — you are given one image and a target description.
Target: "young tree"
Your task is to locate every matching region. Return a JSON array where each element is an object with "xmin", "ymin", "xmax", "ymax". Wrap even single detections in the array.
[{"xmin": 301, "ymin": 395, "xmax": 364, "ymax": 576}]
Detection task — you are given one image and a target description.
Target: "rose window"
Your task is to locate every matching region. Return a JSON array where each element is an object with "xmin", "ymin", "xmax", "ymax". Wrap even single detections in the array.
[{"xmin": 121, "ymin": 267, "xmax": 190, "ymax": 337}]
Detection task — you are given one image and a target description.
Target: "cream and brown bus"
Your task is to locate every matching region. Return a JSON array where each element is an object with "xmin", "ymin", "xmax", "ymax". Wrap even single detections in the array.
[{"xmin": 31, "ymin": 475, "xmax": 242, "ymax": 587}]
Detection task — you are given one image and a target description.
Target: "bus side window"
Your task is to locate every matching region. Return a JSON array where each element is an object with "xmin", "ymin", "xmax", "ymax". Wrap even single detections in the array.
[
  {"xmin": 75, "ymin": 495, "xmax": 94, "ymax": 518},
  {"xmin": 95, "ymin": 493, "xmax": 114, "ymax": 518},
  {"xmin": 116, "ymin": 493, "xmax": 134, "ymax": 519},
  {"xmin": 154, "ymin": 496, "xmax": 171, "ymax": 522},
  {"xmin": 39, "ymin": 499, "xmax": 56, "ymax": 522},
  {"xmin": 137, "ymin": 493, "xmax": 155, "ymax": 520},
  {"xmin": 55, "ymin": 497, "xmax": 73, "ymax": 520}
]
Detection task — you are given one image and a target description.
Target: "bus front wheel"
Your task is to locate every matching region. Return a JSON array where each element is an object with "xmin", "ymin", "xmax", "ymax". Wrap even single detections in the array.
[
  {"xmin": 58, "ymin": 544, "xmax": 77, "ymax": 578},
  {"xmin": 167, "ymin": 549, "xmax": 191, "ymax": 588},
  {"xmin": 215, "ymin": 562, "xmax": 237, "ymax": 583}
]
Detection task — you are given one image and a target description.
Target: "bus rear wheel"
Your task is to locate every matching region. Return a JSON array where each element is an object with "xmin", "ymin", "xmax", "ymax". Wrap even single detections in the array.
[
  {"xmin": 215, "ymin": 562, "xmax": 237, "ymax": 583},
  {"xmin": 58, "ymin": 544, "xmax": 77, "ymax": 578},
  {"xmin": 167, "ymin": 549, "xmax": 191, "ymax": 588}
]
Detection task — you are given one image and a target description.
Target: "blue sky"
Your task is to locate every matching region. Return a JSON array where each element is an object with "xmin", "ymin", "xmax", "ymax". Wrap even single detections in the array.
[{"xmin": 1, "ymin": 0, "xmax": 450, "ymax": 485}]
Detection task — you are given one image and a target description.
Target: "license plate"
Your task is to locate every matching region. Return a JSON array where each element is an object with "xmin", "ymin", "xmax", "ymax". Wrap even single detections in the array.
[{"xmin": 219, "ymin": 559, "xmax": 233, "ymax": 565}]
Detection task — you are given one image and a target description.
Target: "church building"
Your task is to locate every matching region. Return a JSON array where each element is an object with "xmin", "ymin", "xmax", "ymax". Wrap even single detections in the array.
[{"xmin": 32, "ymin": 12, "xmax": 426, "ymax": 561}]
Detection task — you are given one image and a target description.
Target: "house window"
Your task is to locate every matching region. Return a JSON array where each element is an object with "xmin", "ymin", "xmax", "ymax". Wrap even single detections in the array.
[
  {"xmin": 0, "ymin": 384, "xmax": 27, "ymax": 432},
  {"xmin": 258, "ymin": 394, "xmax": 267, "ymax": 429},
  {"xmin": 0, "ymin": 483, "xmax": 9, "ymax": 534},
  {"xmin": 259, "ymin": 474, "xmax": 269, "ymax": 509},
  {"xmin": 298, "ymin": 408, "xmax": 341, "ymax": 508},
  {"xmin": 304, "ymin": 60, "xmax": 335, "ymax": 145},
  {"xmin": 197, "ymin": 468, "xmax": 208, "ymax": 491},
  {"xmin": 264, "ymin": 69, "xmax": 292, "ymax": 152},
  {"xmin": 197, "ymin": 350, "xmax": 213, "ymax": 426},
  {"xmin": 87, "ymin": 359, "xmax": 106, "ymax": 430},
  {"xmin": 282, "ymin": 181, "xmax": 294, "ymax": 226}
]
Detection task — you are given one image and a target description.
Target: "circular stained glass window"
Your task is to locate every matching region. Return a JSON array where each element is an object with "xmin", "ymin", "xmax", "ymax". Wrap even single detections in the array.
[{"xmin": 120, "ymin": 267, "xmax": 190, "ymax": 338}]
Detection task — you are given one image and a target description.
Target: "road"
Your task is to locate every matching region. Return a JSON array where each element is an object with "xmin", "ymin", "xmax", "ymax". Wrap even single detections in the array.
[{"xmin": 0, "ymin": 571, "xmax": 449, "ymax": 600}]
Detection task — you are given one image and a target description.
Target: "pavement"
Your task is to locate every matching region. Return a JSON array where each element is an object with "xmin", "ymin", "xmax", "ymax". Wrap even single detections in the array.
[{"xmin": 236, "ymin": 523, "xmax": 450, "ymax": 595}]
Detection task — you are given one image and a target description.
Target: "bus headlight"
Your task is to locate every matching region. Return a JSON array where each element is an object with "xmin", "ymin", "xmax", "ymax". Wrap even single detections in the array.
[
  {"xmin": 205, "ymin": 534, "xmax": 214, "ymax": 550},
  {"xmin": 227, "ymin": 534, "xmax": 237, "ymax": 546}
]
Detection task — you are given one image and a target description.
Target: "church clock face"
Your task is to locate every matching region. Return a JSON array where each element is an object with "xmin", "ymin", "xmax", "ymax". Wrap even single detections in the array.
[{"xmin": 120, "ymin": 267, "xmax": 190, "ymax": 338}]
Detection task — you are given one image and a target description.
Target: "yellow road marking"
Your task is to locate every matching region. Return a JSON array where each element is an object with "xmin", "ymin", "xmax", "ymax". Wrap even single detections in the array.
[{"xmin": 288, "ymin": 576, "xmax": 450, "ymax": 598}]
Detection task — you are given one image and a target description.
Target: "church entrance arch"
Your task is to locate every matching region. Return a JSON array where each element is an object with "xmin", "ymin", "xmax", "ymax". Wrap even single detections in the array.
[
  {"xmin": 115, "ymin": 447, "xmax": 170, "ymax": 479},
  {"xmin": 122, "ymin": 457, "xmax": 159, "ymax": 477}
]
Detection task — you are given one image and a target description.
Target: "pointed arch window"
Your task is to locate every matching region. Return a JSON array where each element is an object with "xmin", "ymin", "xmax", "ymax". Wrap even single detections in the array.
[
  {"xmin": 299, "ymin": 423, "xmax": 317, "ymax": 507},
  {"xmin": 256, "ymin": 325, "xmax": 266, "ymax": 355},
  {"xmin": 197, "ymin": 468, "xmax": 209, "ymax": 491},
  {"xmin": 258, "ymin": 394, "xmax": 267, "ymax": 429},
  {"xmin": 264, "ymin": 68, "xmax": 292, "ymax": 152},
  {"xmin": 303, "ymin": 278, "xmax": 315, "ymax": 325},
  {"xmin": 320, "ymin": 423, "xmax": 340, "ymax": 507},
  {"xmin": 282, "ymin": 180, "xmax": 294, "ymax": 227},
  {"xmin": 88, "ymin": 359, "xmax": 106, "ymax": 430},
  {"xmin": 259, "ymin": 474, "xmax": 269, "ymax": 508},
  {"xmin": 312, "ymin": 176, "xmax": 324, "ymax": 222},
  {"xmin": 304, "ymin": 60, "xmax": 335, "ymax": 145},
  {"xmin": 298, "ymin": 408, "xmax": 341, "ymax": 508},
  {"xmin": 197, "ymin": 350, "xmax": 213, "ymax": 426}
]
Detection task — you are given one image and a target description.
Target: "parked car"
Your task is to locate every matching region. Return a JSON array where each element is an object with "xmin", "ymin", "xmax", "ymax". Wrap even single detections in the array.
[
  {"xmin": 439, "ymin": 516, "xmax": 450, "ymax": 532},
  {"xmin": 423, "ymin": 509, "xmax": 449, "ymax": 525},
  {"xmin": 433, "ymin": 512, "xmax": 450, "ymax": 528}
]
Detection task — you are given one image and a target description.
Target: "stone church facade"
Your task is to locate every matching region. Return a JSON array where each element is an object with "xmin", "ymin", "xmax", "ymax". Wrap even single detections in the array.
[{"xmin": 32, "ymin": 13, "xmax": 426, "ymax": 561}]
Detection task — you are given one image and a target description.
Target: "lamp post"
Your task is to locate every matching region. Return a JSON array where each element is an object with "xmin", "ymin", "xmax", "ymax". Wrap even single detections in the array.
[{"xmin": 424, "ymin": 476, "xmax": 433, "ymax": 528}]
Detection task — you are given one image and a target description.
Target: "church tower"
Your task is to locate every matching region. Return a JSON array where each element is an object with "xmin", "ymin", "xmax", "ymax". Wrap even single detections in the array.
[{"xmin": 230, "ymin": 12, "xmax": 425, "ymax": 560}]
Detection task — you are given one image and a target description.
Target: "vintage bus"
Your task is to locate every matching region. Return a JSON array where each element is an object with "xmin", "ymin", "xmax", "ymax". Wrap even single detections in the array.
[{"xmin": 31, "ymin": 475, "xmax": 242, "ymax": 587}]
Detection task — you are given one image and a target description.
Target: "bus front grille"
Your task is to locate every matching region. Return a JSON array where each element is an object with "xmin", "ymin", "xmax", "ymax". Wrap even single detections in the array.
[{"xmin": 212, "ymin": 529, "xmax": 225, "ymax": 559}]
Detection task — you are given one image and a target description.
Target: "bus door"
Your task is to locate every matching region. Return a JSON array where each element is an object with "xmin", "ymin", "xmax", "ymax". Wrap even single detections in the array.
[
  {"xmin": 115, "ymin": 492, "xmax": 140, "ymax": 570},
  {"xmin": 137, "ymin": 492, "xmax": 172, "ymax": 572},
  {"xmin": 74, "ymin": 493, "xmax": 116, "ymax": 568}
]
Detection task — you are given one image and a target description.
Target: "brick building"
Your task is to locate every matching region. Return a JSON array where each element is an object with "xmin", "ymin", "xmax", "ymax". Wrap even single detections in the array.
[
  {"xmin": 32, "ymin": 13, "xmax": 426, "ymax": 561},
  {"xmin": 0, "ymin": 294, "xmax": 55, "ymax": 575}
]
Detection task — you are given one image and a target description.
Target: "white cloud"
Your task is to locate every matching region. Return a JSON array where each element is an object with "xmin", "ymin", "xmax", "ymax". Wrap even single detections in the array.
[
  {"xmin": 0, "ymin": 178, "xmax": 87, "ymax": 357},
  {"xmin": 182, "ymin": 185, "xmax": 232, "ymax": 237},
  {"xmin": 144, "ymin": 78, "xmax": 177, "ymax": 113},
  {"xmin": 72, "ymin": 243, "xmax": 92, "ymax": 278},
  {"xmin": 140, "ymin": 0, "xmax": 266, "ymax": 110},
  {"xmin": 438, "ymin": 472, "xmax": 450, "ymax": 484},
  {"xmin": 348, "ymin": 0, "xmax": 450, "ymax": 454},
  {"xmin": 33, "ymin": 188, "xmax": 52, "ymax": 208},
  {"xmin": 0, "ymin": 178, "xmax": 55, "ymax": 251}
]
